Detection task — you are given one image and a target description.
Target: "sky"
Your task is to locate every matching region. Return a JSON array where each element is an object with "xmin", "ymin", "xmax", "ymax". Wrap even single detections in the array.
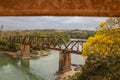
[{"xmin": 0, "ymin": 16, "xmax": 106, "ymax": 30}]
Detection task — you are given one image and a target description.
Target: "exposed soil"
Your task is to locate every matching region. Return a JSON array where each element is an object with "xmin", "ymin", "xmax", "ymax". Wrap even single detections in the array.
[
  {"xmin": 55, "ymin": 69, "xmax": 81, "ymax": 80},
  {"xmin": 55, "ymin": 65, "xmax": 82, "ymax": 80}
]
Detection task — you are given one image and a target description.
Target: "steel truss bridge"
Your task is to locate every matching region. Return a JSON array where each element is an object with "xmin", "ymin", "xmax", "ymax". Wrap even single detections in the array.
[{"xmin": 8, "ymin": 36, "xmax": 86, "ymax": 54}]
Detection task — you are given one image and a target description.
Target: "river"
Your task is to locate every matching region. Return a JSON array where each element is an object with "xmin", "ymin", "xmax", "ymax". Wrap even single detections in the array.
[{"xmin": 0, "ymin": 50, "xmax": 85, "ymax": 80}]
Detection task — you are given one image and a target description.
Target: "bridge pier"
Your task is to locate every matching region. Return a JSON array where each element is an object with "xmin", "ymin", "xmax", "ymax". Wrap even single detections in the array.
[
  {"xmin": 58, "ymin": 51, "xmax": 71, "ymax": 74},
  {"xmin": 20, "ymin": 43, "xmax": 30, "ymax": 59}
]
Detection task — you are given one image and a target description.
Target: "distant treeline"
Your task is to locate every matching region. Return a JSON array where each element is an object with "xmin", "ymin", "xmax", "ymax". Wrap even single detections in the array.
[
  {"xmin": 1, "ymin": 29, "xmax": 95, "ymax": 39},
  {"xmin": 64, "ymin": 30, "xmax": 95, "ymax": 39}
]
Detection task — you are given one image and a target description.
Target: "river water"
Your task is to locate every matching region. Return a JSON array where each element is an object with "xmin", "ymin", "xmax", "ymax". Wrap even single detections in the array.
[{"xmin": 0, "ymin": 50, "xmax": 85, "ymax": 80}]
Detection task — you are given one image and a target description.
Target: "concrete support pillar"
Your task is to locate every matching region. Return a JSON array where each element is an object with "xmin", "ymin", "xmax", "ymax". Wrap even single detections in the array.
[
  {"xmin": 20, "ymin": 43, "xmax": 30, "ymax": 58},
  {"xmin": 58, "ymin": 51, "xmax": 71, "ymax": 74}
]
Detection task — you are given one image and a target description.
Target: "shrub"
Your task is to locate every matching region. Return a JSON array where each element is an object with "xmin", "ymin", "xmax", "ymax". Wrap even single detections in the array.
[
  {"xmin": 0, "ymin": 39, "xmax": 8, "ymax": 46},
  {"xmin": 9, "ymin": 43, "xmax": 20, "ymax": 52},
  {"xmin": 69, "ymin": 53, "xmax": 120, "ymax": 80}
]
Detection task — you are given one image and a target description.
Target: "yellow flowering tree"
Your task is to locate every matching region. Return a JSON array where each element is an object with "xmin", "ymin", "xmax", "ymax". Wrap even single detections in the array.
[
  {"xmin": 70, "ymin": 18, "xmax": 120, "ymax": 80},
  {"xmin": 82, "ymin": 18, "xmax": 120, "ymax": 56}
]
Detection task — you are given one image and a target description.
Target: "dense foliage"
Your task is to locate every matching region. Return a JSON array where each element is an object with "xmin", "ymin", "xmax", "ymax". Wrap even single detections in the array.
[
  {"xmin": 0, "ymin": 38, "xmax": 20, "ymax": 52},
  {"xmin": 65, "ymin": 30, "xmax": 95, "ymax": 39},
  {"xmin": 0, "ymin": 39, "xmax": 9, "ymax": 51},
  {"xmin": 82, "ymin": 18, "xmax": 120, "ymax": 56},
  {"xmin": 69, "ymin": 53, "xmax": 120, "ymax": 80},
  {"xmin": 2, "ymin": 30, "xmax": 95, "ymax": 39},
  {"xmin": 82, "ymin": 28, "xmax": 120, "ymax": 56},
  {"xmin": 69, "ymin": 18, "xmax": 120, "ymax": 80},
  {"xmin": 9, "ymin": 43, "xmax": 21, "ymax": 52}
]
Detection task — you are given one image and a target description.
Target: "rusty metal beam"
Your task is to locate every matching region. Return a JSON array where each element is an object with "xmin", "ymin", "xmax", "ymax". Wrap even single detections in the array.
[
  {"xmin": 0, "ymin": 0, "xmax": 120, "ymax": 17},
  {"xmin": 8, "ymin": 36, "xmax": 86, "ymax": 54}
]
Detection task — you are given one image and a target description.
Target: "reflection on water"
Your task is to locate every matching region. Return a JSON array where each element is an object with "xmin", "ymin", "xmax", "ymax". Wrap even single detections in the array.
[
  {"xmin": 0, "ymin": 55, "xmax": 44, "ymax": 80},
  {"xmin": 0, "ymin": 50, "xmax": 85, "ymax": 80}
]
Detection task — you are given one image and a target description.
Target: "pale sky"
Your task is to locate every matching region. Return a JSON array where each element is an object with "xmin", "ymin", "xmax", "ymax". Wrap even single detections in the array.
[{"xmin": 0, "ymin": 16, "xmax": 106, "ymax": 30}]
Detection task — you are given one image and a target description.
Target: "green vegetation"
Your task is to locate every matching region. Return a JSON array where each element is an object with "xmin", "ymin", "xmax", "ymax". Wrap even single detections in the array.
[
  {"xmin": 69, "ymin": 53, "xmax": 120, "ymax": 80},
  {"xmin": 0, "ymin": 38, "xmax": 20, "ymax": 52},
  {"xmin": 83, "ymin": 18, "xmax": 120, "ymax": 56},
  {"xmin": 0, "ymin": 39, "xmax": 9, "ymax": 51},
  {"xmin": 69, "ymin": 18, "xmax": 120, "ymax": 80},
  {"xmin": 2, "ymin": 29, "xmax": 95, "ymax": 39},
  {"xmin": 9, "ymin": 43, "xmax": 21, "ymax": 52},
  {"xmin": 64, "ymin": 30, "xmax": 95, "ymax": 39}
]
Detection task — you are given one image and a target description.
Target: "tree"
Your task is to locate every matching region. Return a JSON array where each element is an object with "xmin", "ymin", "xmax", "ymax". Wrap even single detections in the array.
[
  {"xmin": 82, "ymin": 18, "xmax": 120, "ymax": 56},
  {"xmin": 69, "ymin": 17, "xmax": 120, "ymax": 80},
  {"xmin": 69, "ymin": 53, "xmax": 120, "ymax": 80}
]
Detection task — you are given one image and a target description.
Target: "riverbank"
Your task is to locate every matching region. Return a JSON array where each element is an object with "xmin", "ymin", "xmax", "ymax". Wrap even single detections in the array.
[
  {"xmin": 0, "ymin": 50, "xmax": 51, "ymax": 59},
  {"xmin": 55, "ymin": 69, "xmax": 82, "ymax": 80},
  {"xmin": 55, "ymin": 65, "xmax": 83, "ymax": 80},
  {"xmin": 0, "ymin": 51, "xmax": 17, "ymax": 58}
]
